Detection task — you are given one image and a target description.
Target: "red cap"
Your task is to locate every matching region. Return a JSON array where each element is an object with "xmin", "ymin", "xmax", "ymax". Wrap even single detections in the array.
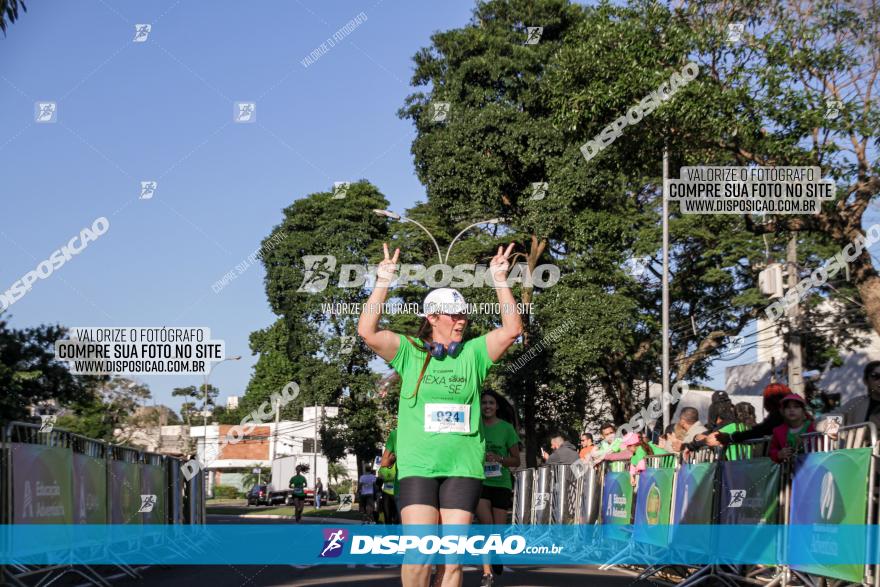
[
  {"xmin": 780, "ymin": 393, "xmax": 806, "ymax": 407},
  {"xmin": 763, "ymin": 383, "xmax": 791, "ymax": 399}
]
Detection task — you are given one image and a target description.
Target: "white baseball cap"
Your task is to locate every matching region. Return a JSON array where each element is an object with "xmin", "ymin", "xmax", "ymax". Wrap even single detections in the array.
[{"xmin": 418, "ymin": 288, "xmax": 468, "ymax": 317}]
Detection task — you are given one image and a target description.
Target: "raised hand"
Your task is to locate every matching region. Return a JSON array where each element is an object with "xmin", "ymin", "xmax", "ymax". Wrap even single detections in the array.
[
  {"xmin": 376, "ymin": 242, "xmax": 400, "ymax": 287},
  {"xmin": 489, "ymin": 242, "xmax": 516, "ymax": 284}
]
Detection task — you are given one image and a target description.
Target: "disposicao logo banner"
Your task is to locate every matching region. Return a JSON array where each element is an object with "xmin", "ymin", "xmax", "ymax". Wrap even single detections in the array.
[{"xmin": 5, "ymin": 525, "xmax": 880, "ymax": 565}]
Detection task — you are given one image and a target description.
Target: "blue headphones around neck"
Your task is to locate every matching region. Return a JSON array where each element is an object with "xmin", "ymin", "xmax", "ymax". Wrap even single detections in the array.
[{"xmin": 424, "ymin": 340, "xmax": 462, "ymax": 359}]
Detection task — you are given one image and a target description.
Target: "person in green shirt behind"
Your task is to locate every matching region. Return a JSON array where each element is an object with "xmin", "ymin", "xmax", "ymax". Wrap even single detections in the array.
[
  {"xmin": 627, "ymin": 432, "xmax": 672, "ymax": 487},
  {"xmin": 475, "ymin": 390, "xmax": 520, "ymax": 587},
  {"xmin": 715, "ymin": 402, "xmax": 752, "ymax": 460},
  {"xmin": 288, "ymin": 465, "xmax": 308, "ymax": 523},
  {"xmin": 378, "ymin": 428, "xmax": 400, "ymax": 524},
  {"xmin": 358, "ymin": 243, "xmax": 522, "ymax": 587}
]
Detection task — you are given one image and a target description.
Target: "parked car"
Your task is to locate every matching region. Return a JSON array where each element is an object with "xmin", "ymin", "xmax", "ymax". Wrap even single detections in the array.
[
  {"xmin": 246, "ymin": 484, "xmax": 270, "ymax": 506},
  {"xmin": 269, "ymin": 488, "xmax": 316, "ymax": 506}
]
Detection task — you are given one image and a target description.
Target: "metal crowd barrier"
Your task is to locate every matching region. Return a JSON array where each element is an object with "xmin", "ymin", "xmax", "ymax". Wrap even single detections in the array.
[
  {"xmin": 511, "ymin": 422, "xmax": 880, "ymax": 587},
  {"xmin": 0, "ymin": 420, "xmax": 203, "ymax": 586}
]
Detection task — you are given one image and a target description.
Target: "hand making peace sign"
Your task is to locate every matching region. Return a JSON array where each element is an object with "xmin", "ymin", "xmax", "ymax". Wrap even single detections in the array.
[
  {"xmin": 489, "ymin": 242, "xmax": 516, "ymax": 284},
  {"xmin": 376, "ymin": 242, "xmax": 400, "ymax": 287}
]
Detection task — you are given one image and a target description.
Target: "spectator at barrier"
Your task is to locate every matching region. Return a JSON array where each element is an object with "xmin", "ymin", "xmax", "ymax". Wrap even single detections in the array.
[
  {"xmin": 315, "ymin": 477, "xmax": 323, "ymax": 510},
  {"xmin": 707, "ymin": 391, "xmax": 734, "ymax": 430},
  {"xmin": 541, "ymin": 433, "xmax": 579, "ymax": 465},
  {"xmin": 627, "ymin": 432, "xmax": 670, "ymax": 487},
  {"xmin": 657, "ymin": 424, "xmax": 678, "ymax": 452},
  {"xmin": 578, "ymin": 432, "xmax": 595, "ymax": 460},
  {"xmin": 821, "ymin": 360, "xmax": 880, "ymax": 429},
  {"xmin": 590, "ymin": 422, "xmax": 634, "ymax": 464},
  {"xmin": 769, "ymin": 394, "xmax": 816, "ymax": 463},
  {"xmin": 713, "ymin": 402, "xmax": 751, "ymax": 459},
  {"xmin": 734, "ymin": 402, "xmax": 757, "ymax": 428},
  {"xmin": 668, "ymin": 407, "xmax": 708, "ymax": 453},
  {"xmin": 709, "ymin": 383, "xmax": 790, "ymax": 448}
]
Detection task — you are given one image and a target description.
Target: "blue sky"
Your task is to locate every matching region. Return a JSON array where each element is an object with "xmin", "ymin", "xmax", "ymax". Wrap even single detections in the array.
[
  {"xmin": 4, "ymin": 1, "xmax": 871, "ymax": 414},
  {"xmin": 1, "ymin": 0, "xmax": 478, "ymax": 411}
]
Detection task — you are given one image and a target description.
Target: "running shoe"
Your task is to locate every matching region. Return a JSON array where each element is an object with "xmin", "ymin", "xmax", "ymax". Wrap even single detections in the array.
[{"xmin": 480, "ymin": 574, "xmax": 494, "ymax": 587}]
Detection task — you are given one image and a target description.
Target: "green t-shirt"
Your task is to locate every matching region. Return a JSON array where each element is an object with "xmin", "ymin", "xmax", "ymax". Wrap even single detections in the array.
[
  {"xmin": 389, "ymin": 333, "xmax": 495, "ymax": 479},
  {"xmin": 482, "ymin": 419, "xmax": 520, "ymax": 490},
  {"xmin": 719, "ymin": 422, "xmax": 750, "ymax": 460},
  {"xmin": 380, "ymin": 429, "xmax": 399, "ymax": 495},
  {"xmin": 631, "ymin": 442, "xmax": 671, "ymax": 468},
  {"xmin": 289, "ymin": 474, "xmax": 307, "ymax": 496}
]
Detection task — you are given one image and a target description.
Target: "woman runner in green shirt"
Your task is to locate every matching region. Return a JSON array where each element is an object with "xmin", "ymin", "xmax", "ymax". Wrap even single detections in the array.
[
  {"xmin": 358, "ymin": 243, "xmax": 522, "ymax": 587},
  {"xmin": 475, "ymin": 390, "xmax": 520, "ymax": 587}
]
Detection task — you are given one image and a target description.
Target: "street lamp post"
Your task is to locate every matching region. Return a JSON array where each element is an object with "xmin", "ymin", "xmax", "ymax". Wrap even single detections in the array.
[
  {"xmin": 444, "ymin": 218, "xmax": 502, "ymax": 265},
  {"xmin": 373, "ymin": 209, "xmax": 443, "ymax": 265},
  {"xmin": 201, "ymin": 355, "xmax": 241, "ymax": 497}
]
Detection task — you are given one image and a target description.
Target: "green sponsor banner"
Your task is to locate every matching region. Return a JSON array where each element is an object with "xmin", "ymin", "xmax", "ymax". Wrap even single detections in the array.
[
  {"xmin": 790, "ymin": 447, "xmax": 871, "ymax": 583},
  {"xmin": 634, "ymin": 467, "xmax": 674, "ymax": 546},
  {"xmin": 673, "ymin": 462, "xmax": 716, "ymax": 525},
  {"xmin": 109, "ymin": 461, "xmax": 142, "ymax": 525},
  {"xmin": 601, "ymin": 470, "xmax": 633, "ymax": 542},
  {"xmin": 139, "ymin": 464, "xmax": 166, "ymax": 524},
  {"xmin": 73, "ymin": 452, "xmax": 108, "ymax": 524},
  {"xmin": 720, "ymin": 458, "xmax": 779, "ymax": 524},
  {"xmin": 12, "ymin": 443, "xmax": 73, "ymax": 524}
]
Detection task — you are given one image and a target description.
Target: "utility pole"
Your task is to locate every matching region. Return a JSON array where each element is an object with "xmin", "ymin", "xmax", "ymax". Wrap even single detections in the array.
[
  {"xmin": 313, "ymin": 401, "xmax": 318, "ymax": 485},
  {"xmin": 661, "ymin": 141, "xmax": 671, "ymax": 429},
  {"xmin": 786, "ymin": 233, "xmax": 805, "ymax": 395}
]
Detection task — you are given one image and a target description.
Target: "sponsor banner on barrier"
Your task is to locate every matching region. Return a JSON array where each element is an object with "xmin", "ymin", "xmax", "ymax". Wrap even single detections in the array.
[
  {"xmin": 3, "ymin": 525, "xmax": 880, "ymax": 565},
  {"xmin": 720, "ymin": 457, "xmax": 779, "ymax": 524},
  {"xmin": 673, "ymin": 461, "xmax": 716, "ymax": 525},
  {"xmin": 634, "ymin": 467, "xmax": 674, "ymax": 546},
  {"xmin": 11, "ymin": 444, "xmax": 73, "ymax": 524},
  {"xmin": 140, "ymin": 464, "xmax": 166, "ymax": 525},
  {"xmin": 789, "ymin": 447, "xmax": 872, "ymax": 583},
  {"xmin": 601, "ymin": 470, "xmax": 633, "ymax": 541},
  {"xmin": 109, "ymin": 461, "xmax": 142, "ymax": 525},
  {"xmin": 72, "ymin": 453, "xmax": 107, "ymax": 524}
]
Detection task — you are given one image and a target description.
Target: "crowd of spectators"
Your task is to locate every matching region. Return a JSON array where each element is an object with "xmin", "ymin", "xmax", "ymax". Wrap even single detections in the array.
[{"xmin": 540, "ymin": 360, "xmax": 880, "ymax": 487}]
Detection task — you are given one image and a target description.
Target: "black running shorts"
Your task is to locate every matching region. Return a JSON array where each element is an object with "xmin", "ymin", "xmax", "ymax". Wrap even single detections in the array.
[
  {"xmin": 479, "ymin": 485, "xmax": 513, "ymax": 510},
  {"xmin": 398, "ymin": 476, "xmax": 483, "ymax": 513}
]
